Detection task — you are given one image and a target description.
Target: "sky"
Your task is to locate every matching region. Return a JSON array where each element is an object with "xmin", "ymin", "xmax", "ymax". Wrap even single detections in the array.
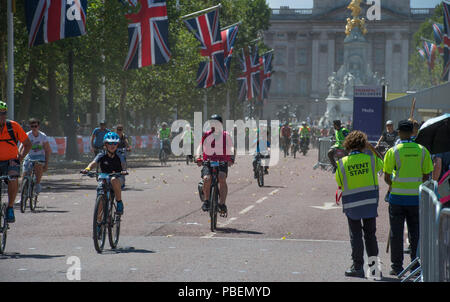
[{"xmin": 266, "ymin": 0, "xmax": 443, "ymax": 8}]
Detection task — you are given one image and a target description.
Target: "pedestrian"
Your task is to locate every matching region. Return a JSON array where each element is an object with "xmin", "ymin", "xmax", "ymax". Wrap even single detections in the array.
[
  {"xmin": 383, "ymin": 120, "xmax": 434, "ymax": 276},
  {"xmin": 328, "ymin": 120, "xmax": 349, "ymax": 173},
  {"xmin": 335, "ymin": 130, "xmax": 383, "ymax": 278},
  {"xmin": 91, "ymin": 120, "xmax": 110, "ymax": 156},
  {"xmin": 432, "ymin": 151, "xmax": 450, "ymax": 208}
]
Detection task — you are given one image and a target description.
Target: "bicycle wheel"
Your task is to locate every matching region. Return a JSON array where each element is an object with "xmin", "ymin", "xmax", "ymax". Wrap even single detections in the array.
[
  {"xmin": 257, "ymin": 165, "xmax": 264, "ymax": 187},
  {"xmin": 93, "ymin": 195, "xmax": 107, "ymax": 253},
  {"xmin": 0, "ymin": 203, "xmax": 7, "ymax": 254},
  {"xmin": 210, "ymin": 186, "xmax": 217, "ymax": 232},
  {"xmin": 30, "ymin": 182, "xmax": 37, "ymax": 212},
  {"xmin": 20, "ymin": 178, "xmax": 29, "ymax": 213},
  {"xmin": 108, "ymin": 198, "xmax": 121, "ymax": 249}
]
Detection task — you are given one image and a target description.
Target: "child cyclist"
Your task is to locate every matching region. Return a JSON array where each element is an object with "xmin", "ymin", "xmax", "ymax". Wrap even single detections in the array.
[{"xmin": 81, "ymin": 132, "xmax": 127, "ymax": 215}]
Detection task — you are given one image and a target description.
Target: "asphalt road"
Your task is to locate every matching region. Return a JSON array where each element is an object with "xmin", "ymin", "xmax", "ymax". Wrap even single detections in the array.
[{"xmin": 0, "ymin": 149, "xmax": 411, "ymax": 282}]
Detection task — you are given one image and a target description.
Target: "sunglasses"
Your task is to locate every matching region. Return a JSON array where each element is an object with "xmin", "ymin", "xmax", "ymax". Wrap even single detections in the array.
[
  {"xmin": 30, "ymin": 125, "xmax": 39, "ymax": 128},
  {"xmin": 117, "ymin": 129, "xmax": 123, "ymax": 131},
  {"xmin": 0, "ymin": 112, "xmax": 7, "ymax": 115},
  {"xmin": 106, "ymin": 142, "xmax": 118, "ymax": 146}
]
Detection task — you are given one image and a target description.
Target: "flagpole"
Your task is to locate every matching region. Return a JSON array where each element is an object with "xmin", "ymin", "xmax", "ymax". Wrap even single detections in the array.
[
  {"xmin": 7, "ymin": 0, "xmax": 14, "ymax": 119},
  {"xmin": 221, "ymin": 21, "xmax": 242, "ymax": 31},
  {"xmin": 181, "ymin": 4, "xmax": 222, "ymax": 20}
]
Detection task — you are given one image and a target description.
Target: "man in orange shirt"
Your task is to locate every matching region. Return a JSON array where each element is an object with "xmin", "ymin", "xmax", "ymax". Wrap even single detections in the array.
[{"xmin": 0, "ymin": 101, "xmax": 31, "ymax": 223}]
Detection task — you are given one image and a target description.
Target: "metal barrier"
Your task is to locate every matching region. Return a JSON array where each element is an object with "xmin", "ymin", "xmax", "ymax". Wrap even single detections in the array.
[
  {"xmin": 401, "ymin": 181, "xmax": 442, "ymax": 282},
  {"xmin": 313, "ymin": 137, "xmax": 333, "ymax": 170},
  {"xmin": 438, "ymin": 208, "xmax": 450, "ymax": 282}
]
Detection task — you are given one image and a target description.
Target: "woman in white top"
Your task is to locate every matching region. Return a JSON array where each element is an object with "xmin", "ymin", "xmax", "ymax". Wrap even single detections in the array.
[{"xmin": 19, "ymin": 118, "xmax": 51, "ymax": 194}]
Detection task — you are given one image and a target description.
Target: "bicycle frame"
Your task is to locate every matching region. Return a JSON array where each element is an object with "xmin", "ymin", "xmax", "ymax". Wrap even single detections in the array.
[{"xmin": 0, "ymin": 175, "xmax": 12, "ymax": 254}]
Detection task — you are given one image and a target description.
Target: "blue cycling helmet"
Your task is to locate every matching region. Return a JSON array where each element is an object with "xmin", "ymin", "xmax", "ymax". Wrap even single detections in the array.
[{"xmin": 103, "ymin": 131, "xmax": 120, "ymax": 144}]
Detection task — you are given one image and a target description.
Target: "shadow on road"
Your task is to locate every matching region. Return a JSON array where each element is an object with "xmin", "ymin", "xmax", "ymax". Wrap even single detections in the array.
[
  {"xmin": 0, "ymin": 253, "xmax": 65, "ymax": 260},
  {"xmin": 215, "ymin": 228, "xmax": 264, "ymax": 235},
  {"xmin": 42, "ymin": 178, "xmax": 98, "ymax": 193},
  {"xmin": 103, "ymin": 246, "xmax": 155, "ymax": 255}
]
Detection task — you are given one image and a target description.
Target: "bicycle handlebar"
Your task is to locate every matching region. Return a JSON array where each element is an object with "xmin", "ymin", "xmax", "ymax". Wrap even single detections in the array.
[{"xmin": 80, "ymin": 171, "xmax": 129, "ymax": 178}]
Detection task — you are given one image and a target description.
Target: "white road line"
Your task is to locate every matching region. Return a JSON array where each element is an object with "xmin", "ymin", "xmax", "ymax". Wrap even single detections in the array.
[
  {"xmin": 256, "ymin": 196, "xmax": 268, "ymax": 204},
  {"xmin": 219, "ymin": 217, "xmax": 237, "ymax": 227},
  {"xmin": 201, "ymin": 233, "xmax": 216, "ymax": 239},
  {"xmin": 269, "ymin": 189, "xmax": 279, "ymax": 195},
  {"xmin": 239, "ymin": 205, "xmax": 255, "ymax": 215}
]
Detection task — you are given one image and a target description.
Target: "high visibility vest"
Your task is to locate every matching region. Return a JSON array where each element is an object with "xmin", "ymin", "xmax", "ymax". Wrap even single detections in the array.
[
  {"xmin": 338, "ymin": 153, "xmax": 379, "ymax": 220},
  {"xmin": 299, "ymin": 126, "xmax": 310, "ymax": 138},
  {"xmin": 390, "ymin": 142, "xmax": 427, "ymax": 196},
  {"xmin": 334, "ymin": 127, "xmax": 349, "ymax": 149}
]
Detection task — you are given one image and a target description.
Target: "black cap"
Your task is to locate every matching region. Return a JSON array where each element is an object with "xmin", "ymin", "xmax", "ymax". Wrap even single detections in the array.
[
  {"xmin": 210, "ymin": 114, "xmax": 223, "ymax": 124},
  {"xmin": 398, "ymin": 120, "xmax": 413, "ymax": 132}
]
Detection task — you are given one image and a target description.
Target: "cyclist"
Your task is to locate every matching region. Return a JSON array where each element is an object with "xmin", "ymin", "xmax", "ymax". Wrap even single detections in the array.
[
  {"xmin": 115, "ymin": 124, "xmax": 131, "ymax": 158},
  {"xmin": 91, "ymin": 120, "xmax": 110, "ymax": 156},
  {"xmin": 375, "ymin": 120, "xmax": 398, "ymax": 150},
  {"xmin": 196, "ymin": 114, "xmax": 234, "ymax": 215},
  {"xmin": 82, "ymin": 132, "xmax": 127, "ymax": 215},
  {"xmin": 158, "ymin": 122, "xmax": 171, "ymax": 161},
  {"xmin": 328, "ymin": 120, "xmax": 349, "ymax": 173},
  {"xmin": 0, "ymin": 101, "xmax": 32, "ymax": 222},
  {"xmin": 20, "ymin": 118, "xmax": 51, "ymax": 196},
  {"xmin": 299, "ymin": 121, "xmax": 311, "ymax": 149},
  {"xmin": 280, "ymin": 122, "xmax": 292, "ymax": 156},
  {"xmin": 291, "ymin": 126, "xmax": 299, "ymax": 155},
  {"xmin": 252, "ymin": 127, "xmax": 270, "ymax": 178}
]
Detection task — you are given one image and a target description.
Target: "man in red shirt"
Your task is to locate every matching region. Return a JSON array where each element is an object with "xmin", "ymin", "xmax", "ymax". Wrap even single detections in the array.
[
  {"xmin": 196, "ymin": 114, "xmax": 234, "ymax": 215},
  {"xmin": 0, "ymin": 101, "xmax": 32, "ymax": 223}
]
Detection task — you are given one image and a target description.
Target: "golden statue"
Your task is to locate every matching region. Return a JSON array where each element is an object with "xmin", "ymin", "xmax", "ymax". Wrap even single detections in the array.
[{"xmin": 345, "ymin": 0, "xmax": 368, "ymax": 36}]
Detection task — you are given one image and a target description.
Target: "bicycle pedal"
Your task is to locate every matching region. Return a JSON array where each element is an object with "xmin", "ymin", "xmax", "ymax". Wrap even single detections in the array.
[{"xmin": 219, "ymin": 211, "xmax": 228, "ymax": 218}]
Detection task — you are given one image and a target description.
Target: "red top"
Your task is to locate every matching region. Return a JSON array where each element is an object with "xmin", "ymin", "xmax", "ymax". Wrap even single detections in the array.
[{"xmin": 201, "ymin": 130, "xmax": 233, "ymax": 162}]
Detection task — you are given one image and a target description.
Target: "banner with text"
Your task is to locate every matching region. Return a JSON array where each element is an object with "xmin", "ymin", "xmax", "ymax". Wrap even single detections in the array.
[{"xmin": 353, "ymin": 85, "xmax": 385, "ymax": 142}]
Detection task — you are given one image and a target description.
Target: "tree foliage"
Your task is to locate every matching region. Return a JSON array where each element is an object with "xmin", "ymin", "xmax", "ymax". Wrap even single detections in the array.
[
  {"xmin": 0, "ymin": 0, "xmax": 271, "ymax": 135},
  {"xmin": 409, "ymin": 3, "xmax": 445, "ymax": 91}
]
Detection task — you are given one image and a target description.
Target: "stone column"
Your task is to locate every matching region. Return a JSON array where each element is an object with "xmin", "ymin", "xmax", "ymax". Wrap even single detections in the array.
[
  {"xmin": 384, "ymin": 33, "xmax": 393, "ymax": 92},
  {"xmin": 311, "ymin": 32, "xmax": 320, "ymax": 96}
]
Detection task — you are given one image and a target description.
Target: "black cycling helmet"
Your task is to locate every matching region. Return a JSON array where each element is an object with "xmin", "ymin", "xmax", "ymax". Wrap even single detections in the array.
[
  {"xmin": 210, "ymin": 114, "xmax": 223, "ymax": 124},
  {"xmin": 333, "ymin": 120, "xmax": 341, "ymax": 127}
]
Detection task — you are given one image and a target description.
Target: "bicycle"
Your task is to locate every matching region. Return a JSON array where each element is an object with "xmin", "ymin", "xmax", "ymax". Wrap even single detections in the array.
[
  {"xmin": 20, "ymin": 159, "xmax": 44, "ymax": 213},
  {"xmin": 81, "ymin": 171, "xmax": 128, "ymax": 253},
  {"xmin": 160, "ymin": 139, "xmax": 170, "ymax": 166},
  {"xmin": 0, "ymin": 175, "xmax": 12, "ymax": 254},
  {"xmin": 255, "ymin": 154, "xmax": 269, "ymax": 187},
  {"xmin": 202, "ymin": 160, "xmax": 227, "ymax": 232}
]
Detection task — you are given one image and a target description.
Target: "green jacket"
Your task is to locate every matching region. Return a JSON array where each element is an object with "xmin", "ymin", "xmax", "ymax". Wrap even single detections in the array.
[{"xmin": 334, "ymin": 127, "xmax": 349, "ymax": 149}]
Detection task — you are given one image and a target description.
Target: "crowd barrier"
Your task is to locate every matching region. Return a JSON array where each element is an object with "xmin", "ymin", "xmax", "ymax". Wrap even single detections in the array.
[
  {"xmin": 313, "ymin": 137, "xmax": 333, "ymax": 170},
  {"xmin": 439, "ymin": 208, "xmax": 450, "ymax": 281},
  {"xmin": 400, "ymin": 180, "xmax": 449, "ymax": 282},
  {"xmin": 47, "ymin": 135, "xmax": 159, "ymax": 155}
]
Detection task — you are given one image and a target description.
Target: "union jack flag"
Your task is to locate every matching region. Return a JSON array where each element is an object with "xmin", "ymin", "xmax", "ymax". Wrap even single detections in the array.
[
  {"xmin": 433, "ymin": 23, "xmax": 444, "ymax": 56},
  {"xmin": 221, "ymin": 23, "xmax": 240, "ymax": 80},
  {"xmin": 123, "ymin": 0, "xmax": 171, "ymax": 70},
  {"xmin": 423, "ymin": 41, "xmax": 437, "ymax": 70},
  {"xmin": 417, "ymin": 47, "xmax": 426, "ymax": 60},
  {"xmin": 184, "ymin": 7, "xmax": 226, "ymax": 88},
  {"xmin": 443, "ymin": 0, "xmax": 450, "ymax": 81},
  {"xmin": 25, "ymin": 0, "xmax": 87, "ymax": 48},
  {"xmin": 237, "ymin": 46, "xmax": 261, "ymax": 101},
  {"xmin": 259, "ymin": 52, "xmax": 273, "ymax": 101}
]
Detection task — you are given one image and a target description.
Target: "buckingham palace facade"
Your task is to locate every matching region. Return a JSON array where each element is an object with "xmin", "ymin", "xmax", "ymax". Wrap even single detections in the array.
[{"xmin": 262, "ymin": 0, "xmax": 434, "ymax": 122}]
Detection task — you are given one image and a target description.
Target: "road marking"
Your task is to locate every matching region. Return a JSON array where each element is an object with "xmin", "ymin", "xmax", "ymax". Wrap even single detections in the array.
[
  {"xmin": 269, "ymin": 189, "xmax": 279, "ymax": 195},
  {"xmin": 310, "ymin": 202, "xmax": 340, "ymax": 210},
  {"xmin": 239, "ymin": 205, "xmax": 255, "ymax": 215},
  {"xmin": 219, "ymin": 217, "xmax": 237, "ymax": 227},
  {"xmin": 256, "ymin": 196, "xmax": 268, "ymax": 204},
  {"xmin": 201, "ymin": 232, "xmax": 216, "ymax": 239}
]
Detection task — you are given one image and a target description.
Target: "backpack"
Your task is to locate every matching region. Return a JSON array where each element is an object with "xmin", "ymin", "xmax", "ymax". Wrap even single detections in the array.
[{"xmin": 0, "ymin": 120, "xmax": 18, "ymax": 147}]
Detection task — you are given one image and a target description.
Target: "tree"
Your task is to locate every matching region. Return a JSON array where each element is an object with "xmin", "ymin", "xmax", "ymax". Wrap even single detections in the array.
[{"xmin": 409, "ymin": 3, "xmax": 444, "ymax": 91}]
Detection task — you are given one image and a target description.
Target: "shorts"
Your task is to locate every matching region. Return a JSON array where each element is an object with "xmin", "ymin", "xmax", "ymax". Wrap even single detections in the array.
[
  {"xmin": 23, "ymin": 155, "xmax": 46, "ymax": 173},
  {"xmin": 97, "ymin": 175, "xmax": 125, "ymax": 194},
  {"xmin": 201, "ymin": 163, "xmax": 228, "ymax": 179},
  {"xmin": 0, "ymin": 159, "xmax": 21, "ymax": 178}
]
